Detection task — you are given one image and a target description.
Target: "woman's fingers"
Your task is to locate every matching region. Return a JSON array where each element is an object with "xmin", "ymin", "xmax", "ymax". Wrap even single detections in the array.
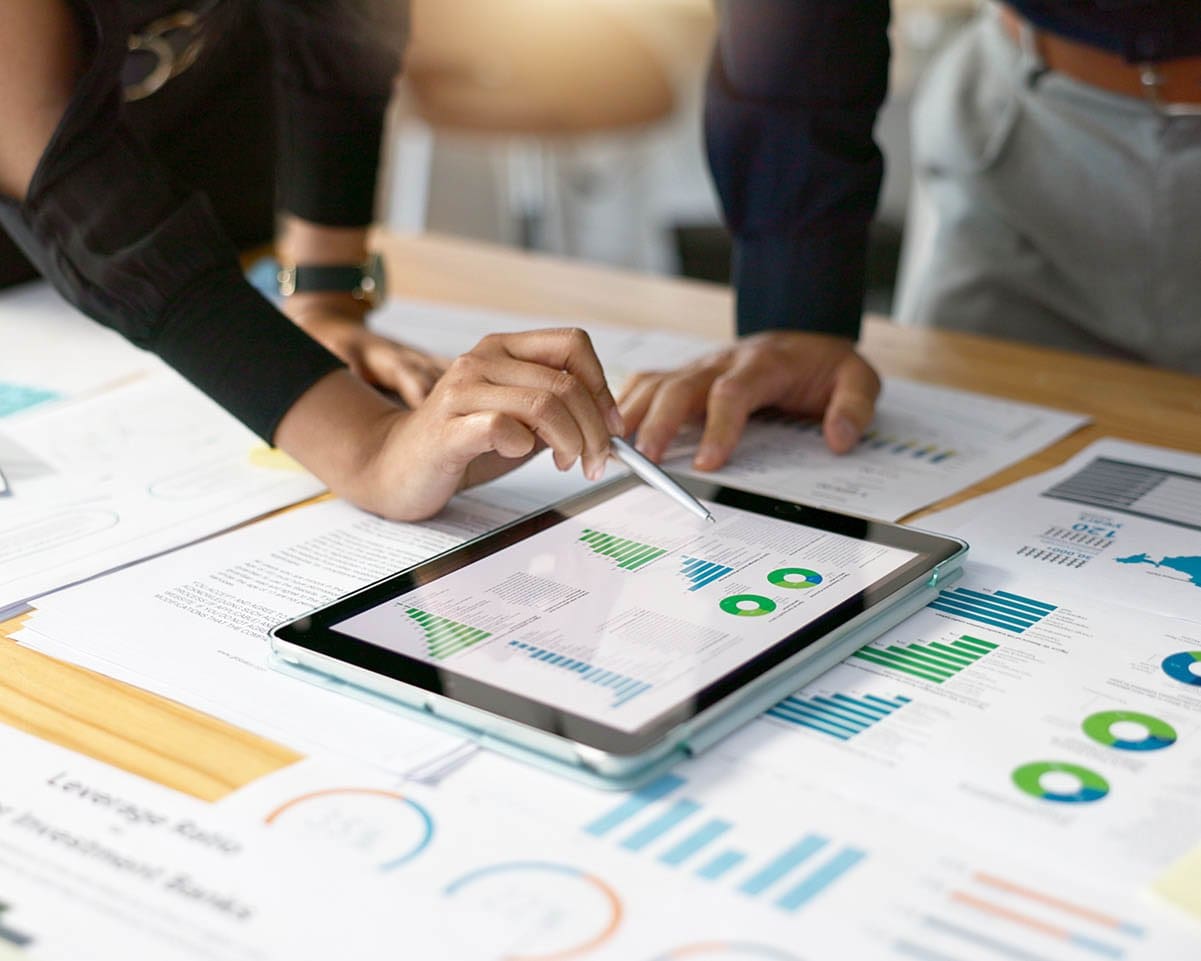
[
  {"xmin": 476, "ymin": 329, "xmax": 624, "ymax": 436},
  {"xmin": 464, "ymin": 354, "xmax": 613, "ymax": 479}
]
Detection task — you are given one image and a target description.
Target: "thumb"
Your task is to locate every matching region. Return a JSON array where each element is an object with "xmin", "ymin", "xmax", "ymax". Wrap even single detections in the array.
[{"xmin": 821, "ymin": 356, "xmax": 880, "ymax": 454}]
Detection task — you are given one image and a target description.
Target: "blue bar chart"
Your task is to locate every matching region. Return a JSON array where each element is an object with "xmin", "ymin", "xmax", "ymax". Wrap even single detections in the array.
[
  {"xmin": 927, "ymin": 588, "xmax": 1057, "ymax": 634},
  {"xmin": 679, "ymin": 556, "xmax": 735, "ymax": 592},
  {"xmin": 765, "ymin": 692, "xmax": 911, "ymax": 740},
  {"xmin": 583, "ymin": 775, "xmax": 866, "ymax": 914},
  {"xmin": 508, "ymin": 640, "xmax": 652, "ymax": 707}
]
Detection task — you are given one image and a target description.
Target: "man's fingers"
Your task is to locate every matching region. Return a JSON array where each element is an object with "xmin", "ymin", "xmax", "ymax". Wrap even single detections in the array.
[
  {"xmin": 821, "ymin": 355, "xmax": 881, "ymax": 454},
  {"xmin": 477, "ymin": 328, "xmax": 623, "ymax": 436},
  {"xmin": 634, "ymin": 367, "xmax": 717, "ymax": 462},
  {"xmin": 617, "ymin": 372, "xmax": 664, "ymax": 439},
  {"xmin": 694, "ymin": 359, "xmax": 780, "ymax": 470}
]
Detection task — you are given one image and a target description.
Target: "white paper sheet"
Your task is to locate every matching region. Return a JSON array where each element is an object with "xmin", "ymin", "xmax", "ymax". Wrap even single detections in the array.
[
  {"xmin": 664, "ymin": 378, "xmax": 1090, "ymax": 521},
  {"xmin": 924, "ymin": 439, "xmax": 1201, "ymax": 621},
  {"xmin": 217, "ymin": 741, "xmax": 1201, "ymax": 960},
  {"xmin": 0, "ymin": 726, "xmax": 478, "ymax": 960},
  {"xmin": 0, "ymin": 372, "xmax": 328, "ymax": 612}
]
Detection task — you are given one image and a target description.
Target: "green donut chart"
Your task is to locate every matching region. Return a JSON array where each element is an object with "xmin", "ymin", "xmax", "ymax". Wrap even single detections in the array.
[
  {"xmin": 719, "ymin": 594, "xmax": 777, "ymax": 617},
  {"xmin": 1161, "ymin": 651, "xmax": 1201, "ymax": 687},
  {"xmin": 1082, "ymin": 710, "xmax": 1177, "ymax": 752},
  {"xmin": 766, "ymin": 568, "xmax": 823, "ymax": 590},
  {"xmin": 1012, "ymin": 761, "xmax": 1110, "ymax": 804}
]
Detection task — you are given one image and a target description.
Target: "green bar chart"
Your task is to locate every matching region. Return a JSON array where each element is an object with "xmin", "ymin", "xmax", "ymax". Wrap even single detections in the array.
[
  {"xmin": 851, "ymin": 634, "xmax": 997, "ymax": 684},
  {"xmin": 404, "ymin": 607, "xmax": 491, "ymax": 660},
  {"xmin": 579, "ymin": 529, "xmax": 668, "ymax": 571}
]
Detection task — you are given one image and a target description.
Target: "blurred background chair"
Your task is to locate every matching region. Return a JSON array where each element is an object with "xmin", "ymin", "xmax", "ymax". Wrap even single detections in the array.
[{"xmin": 381, "ymin": 0, "xmax": 980, "ymax": 309}]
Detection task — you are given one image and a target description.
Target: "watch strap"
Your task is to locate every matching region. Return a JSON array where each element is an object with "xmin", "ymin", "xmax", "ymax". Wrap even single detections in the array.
[{"xmin": 278, "ymin": 263, "xmax": 375, "ymax": 298}]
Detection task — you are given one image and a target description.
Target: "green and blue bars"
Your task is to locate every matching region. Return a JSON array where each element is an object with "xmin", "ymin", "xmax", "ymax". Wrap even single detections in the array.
[
  {"xmin": 928, "ymin": 587, "xmax": 1057, "ymax": 633},
  {"xmin": 679, "ymin": 556, "xmax": 734, "ymax": 591},
  {"xmin": 583, "ymin": 774, "xmax": 866, "ymax": 914},
  {"xmin": 404, "ymin": 608, "xmax": 491, "ymax": 660},
  {"xmin": 578, "ymin": 528, "xmax": 667, "ymax": 571},
  {"xmin": 766, "ymin": 692, "xmax": 911, "ymax": 740},
  {"xmin": 508, "ymin": 640, "xmax": 652, "ymax": 707},
  {"xmin": 852, "ymin": 634, "xmax": 997, "ymax": 684}
]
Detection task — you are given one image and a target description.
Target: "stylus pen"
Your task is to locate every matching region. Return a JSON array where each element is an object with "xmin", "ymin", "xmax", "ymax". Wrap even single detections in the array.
[{"xmin": 609, "ymin": 436, "xmax": 715, "ymax": 524}]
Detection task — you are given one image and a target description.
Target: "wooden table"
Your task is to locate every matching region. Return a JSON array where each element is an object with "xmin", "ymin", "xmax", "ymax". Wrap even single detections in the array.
[{"xmin": 3, "ymin": 232, "xmax": 1199, "ymax": 800}]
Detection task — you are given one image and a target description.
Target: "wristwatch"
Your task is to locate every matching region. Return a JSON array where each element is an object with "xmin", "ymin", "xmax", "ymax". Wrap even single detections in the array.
[{"xmin": 277, "ymin": 253, "xmax": 387, "ymax": 309}]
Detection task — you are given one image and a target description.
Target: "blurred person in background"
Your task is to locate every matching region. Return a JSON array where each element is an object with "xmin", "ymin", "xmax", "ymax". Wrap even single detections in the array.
[
  {"xmin": 624, "ymin": 1, "xmax": 1201, "ymax": 470},
  {"xmin": 0, "ymin": 0, "xmax": 626, "ymax": 521}
]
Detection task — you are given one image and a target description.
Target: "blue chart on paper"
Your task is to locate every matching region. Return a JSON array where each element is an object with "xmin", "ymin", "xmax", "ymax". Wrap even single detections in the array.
[
  {"xmin": 679, "ymin": 556, "xmax": 735, "ymax": 591},
  {"xmin": 927, "ymin": 587, "xmax": 1056, "ymax": 634},
  {"xmin": 1117, "ymin": 553, "xmax": 1201, "ymax": 590},
  {"xmin": 508, "ymin": 640, "xmax": 652, "ymax": 707},
  {"xmin": 765, "ymin": 692, "xmax": 911, "ymax": 741},
  {"xmin": 0, "ymin": 382, "xmax": 60, "ymax": 418},
  {"xmin": 583, "ymin": 774, "xmax": 866, "ymax": 914}
]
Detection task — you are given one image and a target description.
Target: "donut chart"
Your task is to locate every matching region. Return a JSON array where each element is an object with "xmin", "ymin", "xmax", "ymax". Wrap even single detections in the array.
[
  {"xmin": 1011, "ymin": 761, "xmax": 1110, "ymax": 804},
  {"xmin": 766, "ymin": 568, "xmax": 823, "ymax": 590},
  {"xmin": 1082, "ymin": 710, "xmax": 1177, "ymax": 752},
  {"xmin": 1161, "ymin": 651, "xmax": 1201, "ymax": 687},
  {"xmin": 719, "ymin": 594, "xmax": 777, "ymax": 617}
]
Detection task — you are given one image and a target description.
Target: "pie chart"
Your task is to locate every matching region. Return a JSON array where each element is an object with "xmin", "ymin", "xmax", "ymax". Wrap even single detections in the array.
[
  {"xmin": 1011, "ymin": 761, "xmax": 1110, "ymax": 804},
  {"xmin": 719, "ymin": 594, "xmax": 777, "ymax": 617},
  {"xmin": 767, "ymin": 568, "xmax": 823, "ymax": 590},
  {"xmin": 1082, "ymin": 710, "xmax": 1176, "ymax": 752},
  {"xmin": 1161, "ymin": 651, "xmax": 1201, "ymax": 687}
]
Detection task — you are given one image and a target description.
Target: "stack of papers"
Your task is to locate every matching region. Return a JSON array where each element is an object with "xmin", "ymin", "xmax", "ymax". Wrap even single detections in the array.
[{"xmin": 10, "ymin": 288, "xmax": 1201, "ymax": 958}]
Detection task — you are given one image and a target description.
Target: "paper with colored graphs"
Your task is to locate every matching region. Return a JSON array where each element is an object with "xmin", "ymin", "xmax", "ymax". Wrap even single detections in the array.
[
  {"xmin": 922, "ymin": 438, "xmax": 1201, "ymax": 621},
  {"xmin": 0, "ymin": 725, "xmax": 480, "ymax": 961},
  {"xmin": 0, "ymin": 371, "xmax": 324, "ymax": 613}
]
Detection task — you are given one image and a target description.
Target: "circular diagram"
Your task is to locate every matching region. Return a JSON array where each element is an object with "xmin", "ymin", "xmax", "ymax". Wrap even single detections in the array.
[
  {"xmin": 264, "ymin": 787, "xmax": 434, "ymax": 870},
  {"xmin": 766, "ymin": 568, "xmax": 823, "ymax": 590},
  {"xmin": 1082, "ymin": 710, "xmax": 1177, "ymax": 752},
  {"xmin": 1011, "ymin": 761, "xmax": 1110, "ymax": 804},
  {"xmin": 719, "ymin": 594, "xmax": 777, "ymax": 617},
  {"xmin": 1161, "ymin": 651, "xmax": 1201, "ymax": 687},
  {"xmin": 443, "ymin": 861, "xmax": 621, "ymax": 960},
  {"xmin": 650, "ymin": 943, "xmax": 804, "ymax": 960}
]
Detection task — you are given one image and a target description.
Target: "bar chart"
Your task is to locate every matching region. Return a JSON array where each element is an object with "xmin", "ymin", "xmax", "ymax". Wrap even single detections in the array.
[
  {"xmin": 583, "ymin": 774, "xmax": 866, "ymax": 915},
  {"xmin": 579, "ymin": 528, "xmax": 667, "ymax": 571},
  {"xmin": 892, "ymin": 867, "xmax": 1147, "ymax": 961},
  {"xmin": 861, "ymin": 429, "xmax": 955, "ymax": 463},
  {"xmin": 679, "ymin": 556, "xmax": 735, "ymax": 591},
  {"xmin": 927, "ymin": 588, "xmax": 1057, "ymax": 634},
  {"xmin": 403, "ymin": 607, "xmax": 491, "ymax": 660},
  {"xmin": 508, "ymin": 640, "xmax": 653, "ymax": 707},
  {"xmin": 852, "ymin": 634, "xmax": 997, "ymax": 684},
  {"xmin": 765, "ymin": 691, "xmax": 911, "ymax": 740}
]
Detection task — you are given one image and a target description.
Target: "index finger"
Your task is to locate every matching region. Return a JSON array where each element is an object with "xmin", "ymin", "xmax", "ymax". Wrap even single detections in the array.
[
  {"xmin": 694, "ymin": 357, "xmax": 785, "ymax": 470},
  {"xmin": 478, "ymin": 329, "xmax": 624, "ymax": 435}
]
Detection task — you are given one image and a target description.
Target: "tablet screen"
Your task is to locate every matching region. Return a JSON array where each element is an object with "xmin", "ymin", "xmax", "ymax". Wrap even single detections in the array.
[{"xmin": 331, "ymin": 484, "xmax": 919, "ymax": 733}]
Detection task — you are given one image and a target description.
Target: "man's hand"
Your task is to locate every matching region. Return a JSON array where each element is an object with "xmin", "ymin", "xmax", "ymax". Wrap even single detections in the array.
[
  {"xmin": 284, "ymin": 293, "xmax": 447, "ymax": 408},
  {"xmin": 619, "ymin": 331, "xmax": 881, "ymax": 469}
]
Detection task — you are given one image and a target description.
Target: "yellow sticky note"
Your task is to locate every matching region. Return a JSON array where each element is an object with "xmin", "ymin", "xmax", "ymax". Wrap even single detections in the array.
[
  {"xmin": 1153, "ymin": 844, "xmax": 1201, "ymax": 920},
  {"xmin": 248, "ymin": 445, "xmax": 304, "ymax": 473}
]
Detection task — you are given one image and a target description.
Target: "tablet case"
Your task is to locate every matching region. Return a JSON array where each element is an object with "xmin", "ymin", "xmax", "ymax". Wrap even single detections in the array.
[{"xmin": 271, "ymin": 556, "xmax": 963, "ymax": 791}]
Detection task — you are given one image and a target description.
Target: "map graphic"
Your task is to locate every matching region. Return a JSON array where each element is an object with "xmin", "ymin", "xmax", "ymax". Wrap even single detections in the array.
[{"xmin": 1116, "ymin": 553, "xmax": 1201, "ymax": 589}]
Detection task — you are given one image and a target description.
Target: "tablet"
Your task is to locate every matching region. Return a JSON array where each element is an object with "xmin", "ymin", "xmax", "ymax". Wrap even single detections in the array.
[{"xmin": 271, "ymin": 474, "xmax": 967, "ymax": 788}]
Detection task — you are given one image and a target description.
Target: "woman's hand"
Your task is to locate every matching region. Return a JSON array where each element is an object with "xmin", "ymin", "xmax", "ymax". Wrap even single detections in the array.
[
  {"xmin": 274, "ymin": 328, "xmax": 624, "ymax": 521},
  {"xmin": 619, "ymin": 331, "xmax": 881, "ymax": 469},
  {"xmin": 284, "ymin": 292, "xmax": 447, "ymax": 408}
]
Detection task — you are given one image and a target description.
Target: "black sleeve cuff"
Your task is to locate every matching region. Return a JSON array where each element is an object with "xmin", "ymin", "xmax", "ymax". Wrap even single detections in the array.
[
  {"xmin": 154, "ymin": 268, "xmax": 346, "ymax": 442},
  {"xmin": 733, "ymin": 218, "xmax": 869, "ymax": 340}
]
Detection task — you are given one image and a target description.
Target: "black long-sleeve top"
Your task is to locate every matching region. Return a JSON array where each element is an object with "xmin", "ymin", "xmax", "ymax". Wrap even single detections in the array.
[
  {"xmin": 708, "ymin": 0, "xmax": 1201, "ymax": 339},
  {"xmin": 0, "ymin": 0, "xmax": 407, "ymax": 441}
]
